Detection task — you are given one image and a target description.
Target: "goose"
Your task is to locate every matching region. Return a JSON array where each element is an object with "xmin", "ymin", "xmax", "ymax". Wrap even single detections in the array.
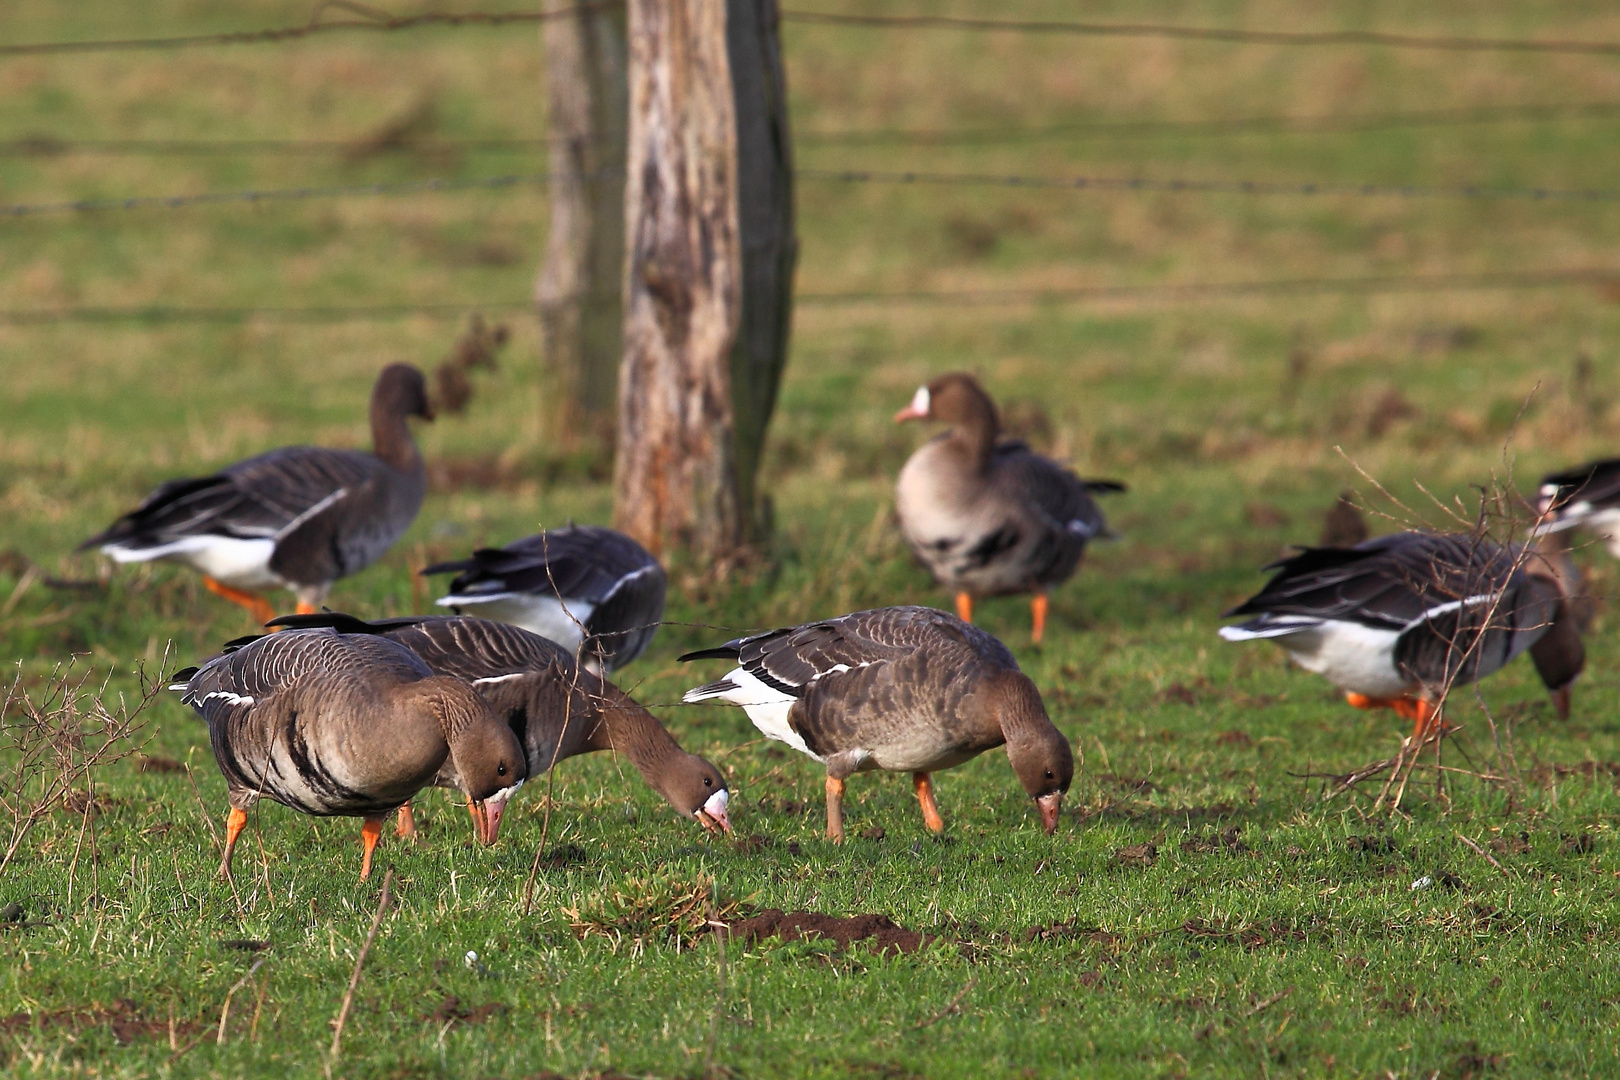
[
  {"xmin": 421, "ymin": 525, "xmax": 666, "ymax": 673},
  {"xmin": 679, "ymin": 605, "xmax": 1072, "ymax": 842},
  {"xmin": 83, "ymin": 363, "xmax": 433, "ymax": 624},
  {"xmin": 894, "ymin": 372, "xmax": 1124, "ymax": 643},
  {"xmin": 1536, "ymin": 458, "xmax": 1620, "ymax": 557},
  {"xmin": 171, "ymin": 626, "xmax": 525, "ymax": 881},
  {"xmin": 268, "ymin": 611, "xmax": 731, "ymax": 834},
  {"xmin": 1218, "ymin": 531, "xmax": 1585, "ymax": 746}
]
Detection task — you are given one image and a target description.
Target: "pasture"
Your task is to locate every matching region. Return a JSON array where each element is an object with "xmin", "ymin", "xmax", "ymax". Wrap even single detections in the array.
[{"xmin": 5, "ymin": 1, "xmax": 1620, "ymax": 1076}]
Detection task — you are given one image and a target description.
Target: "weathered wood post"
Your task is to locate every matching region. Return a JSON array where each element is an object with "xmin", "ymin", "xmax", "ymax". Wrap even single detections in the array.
[
  {"xmin": 534, "ymin": 0, "xmax": 629, "ymax": 441},
  {"xmin": 726, "ymin": 0, "xmax": 797, "ymax": 538},
  {"xmin": 614, "ymin": 0, "xmax": 796, "ymax": 557}
]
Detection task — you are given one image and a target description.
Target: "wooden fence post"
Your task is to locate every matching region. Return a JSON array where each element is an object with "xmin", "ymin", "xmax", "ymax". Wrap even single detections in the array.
[
  {"xmin": 614, "ymin": 0, "xmax": 744, "ymax": 558},
  {"xmin": 614, "ymin": 0, "xmax": 796, "ymax": 556},
  {"xmin": 535, "ymin": 0, "xmax": 629, "ymax": 441},
  {"xmin": 726, "ymin": 0, "xmax": 798, "ymax": 539}
]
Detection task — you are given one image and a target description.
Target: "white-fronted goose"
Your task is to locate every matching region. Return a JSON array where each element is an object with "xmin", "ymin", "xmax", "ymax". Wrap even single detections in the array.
[
  {"xmin": 1536, "ymin": 458, "xmax": 1620, "ymax": 557},
  {"xmin": 421, "ymin": 525, "xmax": 666, "ymax": 673},
  {"xmin": 679, "ymin": 605, "xmax": 1072, "ymax": 842},
  {"xmin": 269, "ymin": 612, "xmax": 730, "ymax": 833},
  {"xmin": 1218, "ymin": 532, "xmax": 1585, "ymax": 745},
  {"xmin": 894, "ymin": 372, "xmax": 1124, "ymax": 643},
  {"xmin": 83, "ymin": 364, "xmax": 433, "ymax": 624},
  {"xmin": 172, "ymin": 627, "xmax": 525, "ymax": 880}
]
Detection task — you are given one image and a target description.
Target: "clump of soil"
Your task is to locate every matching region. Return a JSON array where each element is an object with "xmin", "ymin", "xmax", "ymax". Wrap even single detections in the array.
[
  {"xmin": 425, "ymin": 996, "xmax": 505, "ymax": 1027},
  {"xmin": 1489, "ymin": 832, "xmax": 1532, "ymax": 856},
  {"xmin": 0, "ymin": 1000, "xmax": 202, "ymax": 1045},
  {"xmin": 1180, "ymin": 826, "xmax": 1249, "ymax": 855},
  {"xmin": 727, "ymin": 909, "xmax": 933, "ymax": 955},
  {"xmin": 1347, "ymin": 835, "xmax": 1398, "ymax": 854},
  {"xmin": 1114, "ymin": 843, "xmax": 1158, "ymax": 866},
  {"xmin": 137, "ymin": 755, "xmax": 185, "ymax": 774}
]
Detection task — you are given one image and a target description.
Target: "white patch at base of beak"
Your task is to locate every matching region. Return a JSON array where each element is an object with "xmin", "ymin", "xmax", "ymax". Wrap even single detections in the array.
[
  {"xmin": 909, "ymin": 386, "xmax": 930, "ymax": 416},
  {"xmin": 699, "ymin": 788, "xmax": 732, "ymax": 833}
]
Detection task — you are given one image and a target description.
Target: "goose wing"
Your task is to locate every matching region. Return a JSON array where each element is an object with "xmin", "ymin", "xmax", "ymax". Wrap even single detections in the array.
[
  {"xmin": 681, "ymin": 605, "xmax": 1015, "ymax": 699},
  {"xmin": 1223, "ymin": 532, "xmax": 1521, "ymax": 636},
  {"xmin": 267, "ymin": 611, "xmax": 573, "ymax": 682},
  {"xmin": 83, "ymin": 446, "xmax": 383, "ymax": 553},
  {"xmin": 1537, "ymin": 458, "xmax": 1620, "ymax": 529},
  {"xmin": 993, "ymin": 442, "xmax": 1119, "ymax": 542},
  {"xmin": 424, "ymin": 526, "xmax": 660, "ymax": 604}
]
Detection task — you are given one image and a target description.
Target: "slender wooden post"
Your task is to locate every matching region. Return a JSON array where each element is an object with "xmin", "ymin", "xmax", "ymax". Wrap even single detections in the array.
[
  {"xmin": 726, "ymin": 0, "xmax": 797, "ymax": 539},
  {"xmin": 614, "ymin": 0, "xmax": 744, "ymax": 558},
  {"xmin": 535, "ymin": 0, "xmax": 629, "ymax": 440}
]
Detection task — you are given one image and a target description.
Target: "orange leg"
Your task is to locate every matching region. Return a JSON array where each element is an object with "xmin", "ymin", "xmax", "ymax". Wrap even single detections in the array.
[
  {"xmin": 825, "ymin": 776, "xmax": 846, "ymax": 844},
  {"xmin": 220, "ymin": 806, "xmax": 248, "ymax": 880},
  {"xmin": 358, "ymin": 815, "xmax": 384, "ymax": 881},
  {"xmin": 395, "ymin": 802, "xmax": 417, "ymax": 841},
  {"xmin": 955, "ymin": 592, "xmax": 973, "ymax": 623},
  {"xmin": 1345, "ymin": 692, "xmax": 1399, "ymax": 711},
  {"xmin": 203, "ymin": 577, "xmax": 276, "ymax": 626},
  {"xmin": 295, "ymin": 600, "xmax": 318, "ymax": 615},
  {"xmin": 913, "ymin": 772, "xmax": 945, "ymax": 833},
  {"xmin": 1402, "ymin": 698, "xmax": 1442, "ymax": 748},
  {"xmin": 1031, "ymin": 593, "xmax": 1049, "ymax": 645}
]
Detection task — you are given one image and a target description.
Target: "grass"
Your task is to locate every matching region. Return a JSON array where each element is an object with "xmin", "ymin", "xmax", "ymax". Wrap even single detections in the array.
[{"xmin": 5, "ymin": 1, "xmax": 1620, "ymax": 1076}]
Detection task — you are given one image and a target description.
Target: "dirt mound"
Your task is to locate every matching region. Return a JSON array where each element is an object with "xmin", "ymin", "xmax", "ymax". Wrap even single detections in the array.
[
  {"xmin": 425, "ymin": 996, "xmax": 505, "ymax": 1027},
  {"xmin": 0, "ymin": 999, "xmax": 202, "ymax": 1044},
  {"xmin": 727, "ymin": 909, "xmax": 932, "ymax": 955}
]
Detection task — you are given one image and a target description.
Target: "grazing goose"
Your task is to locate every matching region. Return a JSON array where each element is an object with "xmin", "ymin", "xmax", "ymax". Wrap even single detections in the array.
[
  {"xmin": 1218, "ymin": 532, "xmax": 1585, "ymax": 746},
  {"xmin": 894, "ymin": 372, "xmax": 1124, "ymax": 643},
  {"xmin": 1536, "ymin": 458, "xmax": 1620, "ymax": 557},
  {"xmin": 679, "ymin": 606, "xmax": 1072, "ymax": 842},
  {"xmin": 172, "ymin": 627, "xmax": 525, "ymax": 881},
  {"xmin": 421, "ymin": 525, "xmax": 666, "ymax": 673},
  {"xmin": 268, "ymin": 612, "xmax": 730, "ymax": 834},
  {"xmin": 83, "ymin": 364, "xmax": 433, "ymax": 624}
]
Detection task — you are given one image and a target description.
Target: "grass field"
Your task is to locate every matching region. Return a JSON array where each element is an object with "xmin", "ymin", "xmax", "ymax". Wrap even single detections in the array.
[{"xmin": 7, "ymin": 2, "xmax": 1620, "ymax": 1077}]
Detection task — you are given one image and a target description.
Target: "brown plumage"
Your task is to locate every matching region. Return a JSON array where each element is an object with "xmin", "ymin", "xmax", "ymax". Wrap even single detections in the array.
[
  {"xmin": 894, "ymin": 372, "xmax": 1123, "ymax": 643},
  {"xmin": 172, "ymin": 627, "xmax": 525, "ymax": 880},
  {"xmin": 267, "ymin": 613, "xmax": 731, "ymax": 834},
  {"xmin": 681, "ymin": 606, "xmax": 1072, "ymax": 841}
]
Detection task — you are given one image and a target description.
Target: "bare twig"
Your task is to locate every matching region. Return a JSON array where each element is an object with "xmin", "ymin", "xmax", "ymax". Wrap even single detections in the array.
[
  {"xmin": 910, "ymin": 978, "xmax": 979, "ymax": 1030},
  {"xmin": 1244, "ymin": 986, "xmax": 1294, "ymax": 1017},
  {"xmin": 1457, "ymin": 834, "xmax": 1511, "ymax": 878},
  {"xmin": 703, "ymin": 886, "xmax": 729, "ymax": 1079},
  {"xmin": 328, "ymin": 870, "xmax": 393, "ymax": 1063},
  {"xmin": 217, "ymin": 957, "xmax": 268, "ymax": 1044}
]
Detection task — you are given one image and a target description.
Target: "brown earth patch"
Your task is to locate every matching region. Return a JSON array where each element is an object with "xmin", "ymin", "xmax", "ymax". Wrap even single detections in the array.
[
  {"xmin": 137, "ymin": 755, "xmax": 185, "ymax": 774},
  {"xmin": 425, "ymin": 996, "xmax": 505, "ymax": 1028},
  {"xmin": 1489, "ymin": 832, "xmax": 1532, "ymax": 856},
  {"xmin": 1180, "ymin": 826, "xmax": 1250, "ymax": 855},
  {"xmin": 1114, "ymin": 843, "xmax": 1158, "ymax": 867},
  {"xmin": 727, "ymin": 909, "xmax": 933, "ymax": 955},
  {"xmin": 1347, "ymin": 835, "xmax": 1398, "ymax": 854},
  {"xmin": 0, "ymin": 999, "xmax": 202, "ymax": 1045}
]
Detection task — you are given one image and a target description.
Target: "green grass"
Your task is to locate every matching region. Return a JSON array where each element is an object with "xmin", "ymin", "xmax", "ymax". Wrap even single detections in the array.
[{"xmin": 7, "ymin": 1, "xmax": 1620, "ymax": 1076}]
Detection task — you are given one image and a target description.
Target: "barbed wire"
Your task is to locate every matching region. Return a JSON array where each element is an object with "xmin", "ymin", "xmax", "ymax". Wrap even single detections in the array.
[
  {"xmin": 0, "ymin": 171, "xmax": 571, "ymax": 217},
  {"xmin": 0, "ymin": 2, "xmax": 611, "ymax": 58},
  {"xmin": 12, "ymin": 101, "xmax": 1620, "ymax": 159},
  {"xmin": 0, "ymin": 269, "xmax": 1610, "ymax": 327},
  {"xmin": 9, "ymin": 4, "xmax": 1620, "ymax": 58},
  {"xmin": 8, "ymin": 165, "xmax": 1620, "ymax": 218},
  {"xmin": 799, "ymin": 168, "xmax": 1620, "ymax": 203},
  {"xmin": 779, "ymin": 9, "xmax": 1620, "ymax": 57}
]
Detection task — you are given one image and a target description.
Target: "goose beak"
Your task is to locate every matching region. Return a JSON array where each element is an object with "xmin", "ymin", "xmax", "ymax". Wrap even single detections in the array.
[
  {"xmin": 893, "ymin": 385, "xmax": 930, "ymax": 422},
  {"xmin": 698, "ymin": 789, "xmax": 732, "ymax": 834},
  {"xmin": 474, "ymin": 781, "xmax": 523, "ymax": 844},
  {"xmin": 1035, "ymin": 791, "xmax": 1063, "ymax": 835},
  {"xmin": 1551, "ymin": 684, "xmax": 1573, "ymax": 721}
]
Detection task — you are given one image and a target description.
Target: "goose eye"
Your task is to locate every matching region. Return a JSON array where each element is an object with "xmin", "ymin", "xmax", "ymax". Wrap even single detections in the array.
[
  {"xmin": 498, "ymin": 763, "xmax": 508, "ymax": 777},
  {"xmin": 1045, "ymin": 770, "xmax": 1054, "ymax": 779},
  {"xmin": 703, "ymin": 777, "xmax": 713, "ymax": 787}
]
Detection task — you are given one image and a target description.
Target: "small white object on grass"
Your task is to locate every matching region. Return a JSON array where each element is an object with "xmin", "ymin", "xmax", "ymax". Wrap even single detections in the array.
[{"xmin": 1410, "ymin": 876, "xmax": 1434, "ymax": 891}]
